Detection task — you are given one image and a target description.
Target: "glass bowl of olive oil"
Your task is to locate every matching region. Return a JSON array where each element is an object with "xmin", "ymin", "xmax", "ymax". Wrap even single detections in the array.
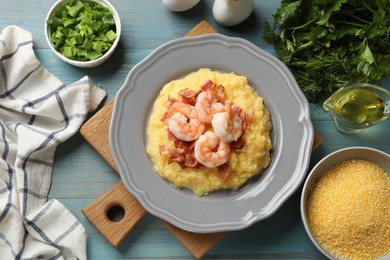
[{"xmin": 323, "ymin": 83, "xmax": 390, "ymax": 134}]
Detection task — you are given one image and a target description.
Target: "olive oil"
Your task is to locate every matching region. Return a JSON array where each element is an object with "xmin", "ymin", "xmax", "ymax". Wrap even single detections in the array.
[
  {"xmin": 323, "ymin": 83, "xmax": 390, "ymax": 134},
  {"xmin": 333, "ymin": 89, "xmax": 385, "ymax": 124}
]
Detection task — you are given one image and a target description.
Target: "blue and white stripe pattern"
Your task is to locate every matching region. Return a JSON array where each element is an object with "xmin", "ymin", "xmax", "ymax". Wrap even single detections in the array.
[{"xmin": 0, "ymin": 26, "xmax": 106, "ymax": 259}]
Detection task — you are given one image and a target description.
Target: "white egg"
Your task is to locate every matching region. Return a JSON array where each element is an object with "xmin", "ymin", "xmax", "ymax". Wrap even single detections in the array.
[
  {"xmin": 162, "ymin": 0, "xmax": 200, "ymax": 12},
  {"xmin": 212, "ymin": 0, "xmax": 254, "ymax": 27}
]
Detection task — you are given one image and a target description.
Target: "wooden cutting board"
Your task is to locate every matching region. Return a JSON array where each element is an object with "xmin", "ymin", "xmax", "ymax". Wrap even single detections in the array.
[{"xmin": 80, "ymin": 20, "xmax": 322, "ymax": 259}]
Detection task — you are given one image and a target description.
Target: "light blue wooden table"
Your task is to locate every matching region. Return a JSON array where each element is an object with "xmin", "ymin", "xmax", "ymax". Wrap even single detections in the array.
[{"xmin": 1, "ymin": 0, "xmax": 389, "ymax": 259}]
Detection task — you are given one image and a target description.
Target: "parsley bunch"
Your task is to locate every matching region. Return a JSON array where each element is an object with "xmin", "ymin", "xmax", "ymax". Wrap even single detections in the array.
[{"xmin": 264, "ymin": 0, "xmax": 390, "ymax": 102}]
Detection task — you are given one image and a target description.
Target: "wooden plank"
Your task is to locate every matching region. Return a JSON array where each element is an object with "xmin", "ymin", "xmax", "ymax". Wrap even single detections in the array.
[
  {"xmin": 184, "ymin": 20, "xmax": 217, "ymax": 36},
  {"xmin": 313, "ymin": 131, "xmax": 322, "ymax": 151},
  {"xmin": 163, "ymin": 223, "xmax": 226, "ymax": 259},
  {"xmin": 80, "ymin": 98, "xmax": 118, "ymax": 172},
  {"xmin": 81, "ymin": 181, "xmax": 147, "ymax": 248}
]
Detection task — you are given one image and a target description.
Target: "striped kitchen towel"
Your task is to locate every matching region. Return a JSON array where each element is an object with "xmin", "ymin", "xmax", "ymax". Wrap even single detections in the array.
[{"xmin": 0, "ymin": 26, "xmax": 106, "ymax": 259}]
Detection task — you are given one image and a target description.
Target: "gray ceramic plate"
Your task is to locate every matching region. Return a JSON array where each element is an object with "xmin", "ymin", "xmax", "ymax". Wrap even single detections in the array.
[{"xmin": 110, "ymin": 34, "xmax": 314, "ymax": 233}]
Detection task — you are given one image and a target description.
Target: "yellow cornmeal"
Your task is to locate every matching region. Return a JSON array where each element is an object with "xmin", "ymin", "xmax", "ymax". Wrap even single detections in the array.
[
  {"xmin": 146, "ymin": 68, "xmax": 272, "ymax": 196},
  {"xmin": 307, "ymin": 159, "xmax": 390, "ymax": 260}
]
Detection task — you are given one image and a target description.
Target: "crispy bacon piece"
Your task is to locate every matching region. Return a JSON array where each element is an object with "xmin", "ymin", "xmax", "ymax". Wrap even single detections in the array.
[
  {"xmin": 230, "ymin": 104, "xmax": 252, "ymax": 134},
  {"xmin": 214, "ymin": 84, "xmax": 225, "ymax": 101},
  {"xmin": 160, "ymin": 112, "xmax": 170, "ymax": 124},
  {"xmin": 178, "ymin": 88, "xmax": 200, "ymax": 106},
  {"xmin": 179, "ymin": 88, "xmax": 197, "ymax": 98},
  {"xmin": 200, "ymin": 80, "xmax": 215, "ymax": 91},
  {"xmin": 161, "ymin": 96, "xmax": 179, "ymax": 123},
  {"xmin": 201, "ymin": 80, "xmax": 226, "ymax": 101},
  {"xmin": 160, "ymin": 133, "xmax": 199, "ymax": 169},
  {"xmin": 167, "ymin": 148, "xmax": 185, "ymax": 160},
  {"xmin": 217, "ymin": 164, "xmax": 230, "ymax": 182},
  {"xmin": 165, "ymin": 129, "xmax": 176, "ymax": 140},
  {"xmin": 167, "ymin": 148, "xmax": 199, "ymax": 169},
  {"xmin": 231, "ymin": 137, "xmax": 246, "ymax": 152},
  {"xmin": 232, "ymin": 104, "xmax": 242, "ymax": 116},
  {"xmin": 161, "ymin": 145, "xmax": 183, "ymax": 164},
  {"xmin": 174, "ymin": 138, "xmax": 196, "ymax": 150},
  {"xmin": 241, "ymin": 108, "xmax": 253, "ymax": 133},
  {"xmin": 164, "ymin": 95, "xmax": 178, "ymax": 108},
  {"xmin": 184, "ymin": 153, "xmax": 198, "ymax": 168},
  {"xmin": 159, "ymin": 145, "xmax": 169, "ymax": 155}
]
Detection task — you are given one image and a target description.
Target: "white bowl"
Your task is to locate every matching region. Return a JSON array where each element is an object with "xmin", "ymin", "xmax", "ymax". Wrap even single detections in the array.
[
  {"xmin": 45, "ymin": 0, "xmax": 121, "ymax": 68},
  {"xmin": 301, "ymin": 147, "xmax": 390, "ymax": 259}
]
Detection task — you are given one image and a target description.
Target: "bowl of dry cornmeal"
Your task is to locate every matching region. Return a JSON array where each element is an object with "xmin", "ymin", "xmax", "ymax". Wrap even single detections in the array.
[{"xmin": 301, "ymin": 146, "xmax": 390, "ymax": 260}]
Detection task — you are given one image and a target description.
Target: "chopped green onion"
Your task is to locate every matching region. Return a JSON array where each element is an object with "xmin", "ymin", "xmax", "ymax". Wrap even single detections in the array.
[
  {"xmin": 65, "ymin": 0, "xmax": 84, "ymax": 17},
  {"xmin": 62, "ymin": 47, "xmax": 73, "ymax": 59},
  {"xmin": 88, "ymin": 51, "xmax": 102, "ymax": 60},
  {"xmin": 92, "ymin": 42, "xmax": 102, "ymax": 53},
  {"xmin": 102, "ymin": 15, "xmax": 115, "ymax": 25},
  {"xmin": 105, "ymin": 30, "xmax": 117, "ymax": 42},
  {"xmin": 47, "ymin": 0, "xmax": 117, "ymax": 62},
  {"xmin": 82, "ymin": 39, "xmax": 93, "ymax": 51}
]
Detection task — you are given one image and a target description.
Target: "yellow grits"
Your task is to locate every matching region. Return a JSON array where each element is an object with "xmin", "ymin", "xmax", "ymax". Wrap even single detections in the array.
[{"xmin": 146, "ymin": 68, "xmax": 272, "ymax": 196}]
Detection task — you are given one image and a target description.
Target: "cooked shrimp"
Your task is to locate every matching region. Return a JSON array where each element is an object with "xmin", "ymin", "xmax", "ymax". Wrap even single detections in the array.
[
  {"xmin": 194, "ymin": 131, "xmax": 231, "ymax": 168},
  {"xmin": 212, "ymin": 105, "xmax": 243, "ymax": 142},
  {"xmin": 195, "ymin": 90, "xmax": 225, "ymax": 123},
  {"xmin": 168, "ymin": 102, "xmax": 205, "ymax": 142}
]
